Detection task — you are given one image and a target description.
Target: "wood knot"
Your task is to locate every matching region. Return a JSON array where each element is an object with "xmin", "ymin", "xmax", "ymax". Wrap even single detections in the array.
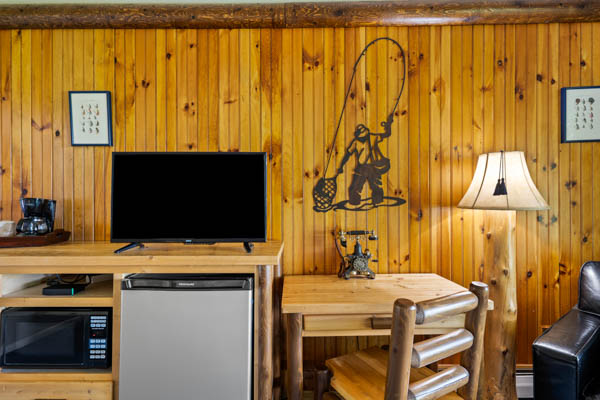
[
  {"xmin": 527, "ymin": 271, "xmax": 533, "ymax": 278},
  {"xmin": 416, "ymin": 209, "xmax": 423, "ymax": 221},
  {"xmin": 565, "ymin": 180, "xmax": 577, "ymax": 190},
  {"xmin": 166, "ymin": 52, "xmax": 172, "ymax": 60},
  {"xmin": 55, "ymin": 130, "xmax": 60, "ymax": 137}
]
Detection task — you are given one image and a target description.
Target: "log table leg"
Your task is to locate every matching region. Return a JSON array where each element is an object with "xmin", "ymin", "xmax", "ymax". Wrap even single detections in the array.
[
  {"xmin": 272, "ymin": 264, "xmax": 283, "ymax": 399},
  {"xmin": 258, "ymin": 265, "xmax": 274, "ymax": 400},
  {"xmin": 286, "ymin": 313, "xmax": 303, "ymax": 400}
]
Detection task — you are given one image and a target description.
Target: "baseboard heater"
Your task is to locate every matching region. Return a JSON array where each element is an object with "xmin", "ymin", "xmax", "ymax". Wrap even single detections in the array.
[{"xmin": 517, "ymin": 369, "xmax": 533, "ymax": 399}]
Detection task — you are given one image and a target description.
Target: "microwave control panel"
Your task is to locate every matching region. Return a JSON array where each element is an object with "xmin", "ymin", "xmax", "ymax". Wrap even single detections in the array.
[{"xmin": 88, "ymin": 315, "xmax": 109, "ymax": 362}]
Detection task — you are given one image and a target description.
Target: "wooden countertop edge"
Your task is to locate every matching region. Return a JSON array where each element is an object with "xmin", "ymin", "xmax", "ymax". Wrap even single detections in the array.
[
  {"xmin": 281, "ymin": 299, "xmax": 494, "ymax": 314},
  {"xmin": 0, "ymin": 241, "xmax": 284, "ymax": 268},
  {"xmin": 0, "ymin": 1, "xmax": 598, "ymax": 29}
]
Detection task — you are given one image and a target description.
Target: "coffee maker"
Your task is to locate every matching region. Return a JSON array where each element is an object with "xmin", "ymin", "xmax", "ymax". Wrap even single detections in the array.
[{"xmin": 16, "ymin": 198, "xmax": 56, "ymax": 236}]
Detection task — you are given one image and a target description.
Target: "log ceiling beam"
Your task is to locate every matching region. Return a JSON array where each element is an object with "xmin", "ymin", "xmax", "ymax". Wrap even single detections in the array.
[{"xmin": 0, "ymin": 1, "xmax": 598, "ymax": 29}]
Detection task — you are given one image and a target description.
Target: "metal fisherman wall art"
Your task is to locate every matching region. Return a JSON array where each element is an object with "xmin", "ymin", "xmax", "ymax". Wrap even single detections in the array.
[{"xmin": 313, "ymin": 37, "xmax": 408, "ymax": 213}]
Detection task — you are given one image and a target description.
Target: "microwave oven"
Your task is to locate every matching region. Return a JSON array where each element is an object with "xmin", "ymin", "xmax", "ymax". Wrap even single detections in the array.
[{"xmin": 0, "ymin": 307, "xmax": 111, "ymax": 369}]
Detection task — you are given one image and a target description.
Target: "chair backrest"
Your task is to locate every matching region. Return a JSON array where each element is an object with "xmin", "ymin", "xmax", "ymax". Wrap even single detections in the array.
[
  {"xmin": 384, "ymin": 282, "xmax": 489, "ymax": 400},
  {"xmin": 578, "ymin": 261, "xmax": 600, "ymax": 316}
]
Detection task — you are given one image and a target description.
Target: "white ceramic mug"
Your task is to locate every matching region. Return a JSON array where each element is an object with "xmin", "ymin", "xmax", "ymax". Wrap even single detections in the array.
[{"xmin": 0, "ymin": 221, "xmax": 16, "ymax": 237}]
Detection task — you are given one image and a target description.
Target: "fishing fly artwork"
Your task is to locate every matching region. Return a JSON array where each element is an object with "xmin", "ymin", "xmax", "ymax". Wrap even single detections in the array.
[{"xmin": 313, "ymin": 37, "xmax": 407, "ymax": 213}]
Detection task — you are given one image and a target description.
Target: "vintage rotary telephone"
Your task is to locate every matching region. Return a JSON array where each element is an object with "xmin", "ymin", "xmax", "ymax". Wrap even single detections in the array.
[{"xmin": 336, "ymin": 230, "xmax": 378, "ymax": 279}]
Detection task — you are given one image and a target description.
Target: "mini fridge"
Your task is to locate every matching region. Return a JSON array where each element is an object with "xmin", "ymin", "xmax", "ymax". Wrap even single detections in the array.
[{"xmin": 119, "ymin": 274, "xmax": 253, "ymax": 400}]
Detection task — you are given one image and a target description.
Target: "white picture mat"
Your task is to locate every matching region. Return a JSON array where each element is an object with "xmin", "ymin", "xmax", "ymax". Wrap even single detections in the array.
[
  {"xmin": 70, "ymin": 92, "xmax": 111, "ymax": 145},
  {"xmin": 564, "ymin": 87, "xmax": 600, "ymax": 142}
]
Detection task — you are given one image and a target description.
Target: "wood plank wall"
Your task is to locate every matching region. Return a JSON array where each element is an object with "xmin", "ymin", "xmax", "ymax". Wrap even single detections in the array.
[{"xmin": 1, "ymin": 25, "xmax": 599, "ymax": 365}]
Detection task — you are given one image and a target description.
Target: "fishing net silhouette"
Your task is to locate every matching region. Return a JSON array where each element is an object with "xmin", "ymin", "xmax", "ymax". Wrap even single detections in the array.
[{"xmin": 313, "ymin": 177, "xmax": 337, "ymax": 212}]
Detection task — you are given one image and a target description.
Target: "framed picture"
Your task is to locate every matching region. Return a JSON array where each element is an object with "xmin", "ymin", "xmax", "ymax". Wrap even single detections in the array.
[
  {"xmin": 69, "ymin": 91, "xmax": 113, "ymax": 146},
  {"xmin": 561, "ymin": 86, "xmax": 600, "ymax": 143}
]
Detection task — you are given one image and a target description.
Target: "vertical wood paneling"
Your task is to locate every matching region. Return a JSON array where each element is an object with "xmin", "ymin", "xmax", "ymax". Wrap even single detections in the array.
[
  {"xmin": 93, "ymin": 29, "xmax": 105, "ymax": 241},
  {"xmin": 0, "ymin": 31, "xmax": 11, "ymax": 221},
  {"xmin": 514, "ymin": 23, "xmax": 529, "ymax": 362},
  {"xmin": 1, "ymin": 25, "xmax": 598, "ymax": 365},
  {"xmin": 593, "ymin": 23, "xmax": 600, "ymax": 264},
  {"xmin": 51, "ymin": 30, "xmax": 63, "ymax": 231}
]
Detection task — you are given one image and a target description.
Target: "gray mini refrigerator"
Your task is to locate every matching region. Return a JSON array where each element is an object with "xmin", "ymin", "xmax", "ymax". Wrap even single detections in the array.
[{"xmin": 119, "ymin": 274, "xmax": 253, "ymax": 400}]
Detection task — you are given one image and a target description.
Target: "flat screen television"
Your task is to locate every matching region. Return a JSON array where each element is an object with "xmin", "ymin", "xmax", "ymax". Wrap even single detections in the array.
[{"xmin": 111, "ymin": 152, "xmax": 267, "ymax": 253}]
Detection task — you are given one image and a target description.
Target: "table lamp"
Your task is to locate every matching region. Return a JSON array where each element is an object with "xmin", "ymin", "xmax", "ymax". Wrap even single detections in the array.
[{"xmin": 458, "ymin": 151, "xmax": 549, "ymax": 400}]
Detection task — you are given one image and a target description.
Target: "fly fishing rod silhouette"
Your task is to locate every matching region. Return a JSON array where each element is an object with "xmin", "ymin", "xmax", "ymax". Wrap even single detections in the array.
[{"xmin": 313, "ymin": 37, "xmax": 407, "ymax": 213}]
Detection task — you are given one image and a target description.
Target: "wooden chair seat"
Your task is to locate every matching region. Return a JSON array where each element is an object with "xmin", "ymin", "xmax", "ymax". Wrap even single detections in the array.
[{"xmin": 325, "ymin": 347, "xmax": 462, "ymax": 400}]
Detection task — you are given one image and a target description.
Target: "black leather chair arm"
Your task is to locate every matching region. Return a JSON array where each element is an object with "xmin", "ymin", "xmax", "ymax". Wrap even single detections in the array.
[{"xmin": 533, "ymin": 307, "xmax": 600, "ymax": 400}]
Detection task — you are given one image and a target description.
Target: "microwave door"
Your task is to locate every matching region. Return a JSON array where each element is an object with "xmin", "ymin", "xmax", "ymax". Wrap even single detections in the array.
[
  {"xmin": 5, "ymin": 318, "xmax": 75, "ymax": 355},
  {"xmin": 3, "ymin": 315, "xmax": 85, "ymax": 367}
]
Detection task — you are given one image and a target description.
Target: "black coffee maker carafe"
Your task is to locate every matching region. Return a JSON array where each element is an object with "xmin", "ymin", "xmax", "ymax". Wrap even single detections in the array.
[{"xmin": 16, "ymin": 198, "xmax": 56, "ymax": 236}]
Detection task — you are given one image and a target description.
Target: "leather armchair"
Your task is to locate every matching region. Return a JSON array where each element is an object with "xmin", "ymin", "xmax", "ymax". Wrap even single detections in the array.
[{"xmin": 533, "ymin": 261, "xmax": 600, "ymax": 400}]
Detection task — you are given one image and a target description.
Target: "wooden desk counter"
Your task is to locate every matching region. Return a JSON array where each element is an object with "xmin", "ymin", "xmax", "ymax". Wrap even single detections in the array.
[
  {"xmin": 282, "ymin": 274, "xmax": 490, "ymax": 400},
  {"xmin": 0, "ymin": 241, "xmax": 283, "ymax": 272},
  {"xmin": 283, "ymin": 274, "xmax": 468, "ymax": 315},
  {"xmin": 0, "ymin": 241, "xmax": 284, "ymax": 400}
]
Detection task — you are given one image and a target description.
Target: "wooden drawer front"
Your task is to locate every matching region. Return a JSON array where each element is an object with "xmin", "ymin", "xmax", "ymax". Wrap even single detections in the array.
[
  {"xmin": 0, "ymin": 381, "xmax": 112, "ymax": 400},
  {"xmin": 302, "ymin": 314, "xmax": 466, "ymax": 337}
]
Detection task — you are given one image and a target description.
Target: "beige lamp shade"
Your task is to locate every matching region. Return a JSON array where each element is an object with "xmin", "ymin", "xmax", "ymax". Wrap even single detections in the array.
[{"xmin": 458, "ymin": 151, "xmax": 549, "ymax": 211}]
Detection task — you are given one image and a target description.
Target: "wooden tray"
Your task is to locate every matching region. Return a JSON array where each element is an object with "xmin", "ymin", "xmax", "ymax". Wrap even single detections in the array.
[{"xmin": 0, "ymin": 229, "xmax": 71, "ymax": 248}]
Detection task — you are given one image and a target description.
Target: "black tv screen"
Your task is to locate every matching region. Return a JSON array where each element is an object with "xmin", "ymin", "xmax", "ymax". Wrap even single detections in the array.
[{"xmin": 111, "ymin": 152, "xmax": 267, "ymax": 244}]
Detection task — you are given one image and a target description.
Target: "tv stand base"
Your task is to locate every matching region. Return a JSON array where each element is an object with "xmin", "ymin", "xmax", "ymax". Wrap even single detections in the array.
[
  {"xmin": 244, "ymin": 242, "xmax": 254, "ymax": 253},
  {"xmin": 114, "ymin": 242, "xmax": 145, "ymax": 254}
]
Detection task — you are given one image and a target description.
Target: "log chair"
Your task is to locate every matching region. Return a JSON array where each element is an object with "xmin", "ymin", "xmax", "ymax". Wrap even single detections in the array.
[{"xmin": 316, "ymin": 282, "xmax": 489, "ymax": 400}]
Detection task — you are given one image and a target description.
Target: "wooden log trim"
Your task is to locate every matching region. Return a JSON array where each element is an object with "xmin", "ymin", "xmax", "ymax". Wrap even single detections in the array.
[{"xmin": 0, "ymin": 1, "xmax": 598, "ymax": 30}]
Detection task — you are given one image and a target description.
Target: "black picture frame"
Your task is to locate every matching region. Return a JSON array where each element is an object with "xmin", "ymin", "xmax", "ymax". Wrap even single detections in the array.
[
  {"xmin": 561, "ymin": 85, "xmax": 600, "ymax": 143},
  {"xmin": 69, "ymin": 91, "xmax": 113, "ymax": 146}
]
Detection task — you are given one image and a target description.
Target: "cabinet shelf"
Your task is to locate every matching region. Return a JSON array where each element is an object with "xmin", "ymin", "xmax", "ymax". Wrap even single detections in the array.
[{"xmin": 0, "ymin": 279, "xmax": 113, "ymax": 307}]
